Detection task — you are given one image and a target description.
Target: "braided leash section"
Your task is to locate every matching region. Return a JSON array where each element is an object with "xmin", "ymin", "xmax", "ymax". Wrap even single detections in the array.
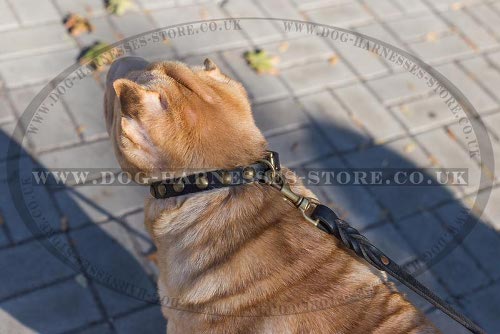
[{"xmin": 311, "ymin": 204, "xmax": 486, "ymax": 334}]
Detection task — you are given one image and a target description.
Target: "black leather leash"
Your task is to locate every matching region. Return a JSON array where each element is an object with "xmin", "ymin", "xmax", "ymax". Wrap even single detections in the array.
[{"xmin": 150, "ymin": 151, "xmax": 485, "ymax": 334}]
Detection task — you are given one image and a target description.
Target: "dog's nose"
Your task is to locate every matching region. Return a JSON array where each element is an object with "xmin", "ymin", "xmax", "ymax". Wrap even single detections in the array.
[{"xmin": 107, "ymin": 56, "xmax": 150, "ymax": 86}]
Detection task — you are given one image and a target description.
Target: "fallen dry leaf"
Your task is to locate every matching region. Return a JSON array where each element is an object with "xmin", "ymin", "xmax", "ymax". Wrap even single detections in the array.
[
  {"xmin": 106, "ymin": 0, "xmax": 134, "ymax": 16},
  {"xmin": 79, "ymin": 42, "xmax": 121, "ymax": 72},
  {"xmin": 425, "ymin": 32, "xmax": 439, "ymax": 43},
  {"xmin": 76, "ymin": 125, "xmax": 86, "ymax": 135},
  {"xmin": 64, "ymin": 13, "xmax": 93, "ymax": 37},
  {"xmin": 446, "ymin": 128, "xmax": 458, "ymax": 141},
  {"xmin": 328, "ymin": 55, "xmax": 339, "ymax": 66},
  {"xmin": 404, "ymin": 142, "xmax": 416, "ymax": 153},
  {"xmin": 244, "ymin": 49, "xmax": 280, "ymax": 75}
]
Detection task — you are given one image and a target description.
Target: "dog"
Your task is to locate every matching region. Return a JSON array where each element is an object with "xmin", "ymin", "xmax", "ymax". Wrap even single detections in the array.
[{"xmin": 104, "ymin": 56, "xmax": 440, "ymax": 333}]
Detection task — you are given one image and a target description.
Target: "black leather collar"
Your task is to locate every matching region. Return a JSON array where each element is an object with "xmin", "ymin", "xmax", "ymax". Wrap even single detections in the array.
[{"xmin": 150, "ymin": 151, "xmax": 280, "ymax": 199}]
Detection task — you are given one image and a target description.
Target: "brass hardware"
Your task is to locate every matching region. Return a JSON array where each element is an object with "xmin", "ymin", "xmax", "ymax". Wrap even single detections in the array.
[
  {"xmin": 173, "ymin": 181, "xmax": 185, "ymax": 193},
  {"xmin": 243, "ymin": 167, "xmax": 255, "ymax": 180},
  {"xmin": 157, "ymin": 184, "xmax": 167, "ymax": 197},
  {"xmin": 221, "ymin": 171, "xmax": 232, "ymax": 185},
  {"xmin": 381, "ymin": 256, "xmax": 390, "ymax": 266},
  {"xmin": 196, "ymin": 175, "xmax": 209, "ymax": 189}
]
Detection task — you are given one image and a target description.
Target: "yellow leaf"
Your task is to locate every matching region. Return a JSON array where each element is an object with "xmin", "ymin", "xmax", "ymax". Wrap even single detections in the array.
[
  {"xmin": 425, "ymin": 32, "xmax": 439, "ymax": 43},
  {"xmin": 328, "ymin": 55, "xmax": 339, "ymax": 65},
  {"xmin": 404, "ymin": 143, "xmax": 416, "ymax": 153}
]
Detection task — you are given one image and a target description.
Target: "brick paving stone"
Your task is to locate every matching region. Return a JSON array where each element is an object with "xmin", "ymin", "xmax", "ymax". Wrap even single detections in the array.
[
  {"xmin": 397, "ymin": 211, "xmax": 450, "ymax": 260},
  {"xmin": 9, "ymin": 0, "xmax": 60, "ymax": 26},
  {"xmin": 460, "ymin": 281, "xmax": 500, "ymax": 333},
  {"xmin": 0, "ymin": 0, "xmax": 18, "ymax": 31},
  {"xmin": 70, "ymin": 221, "xmax": 154, "ymax": 316},
  {"xmin": 428, "ymin": 0, "xmax": 484, "ymax": 12},
  {"xmin": 114, "ymin": 306, "xmax": 166, "ymax": 334},
  {"xmin": 305, "ymin": 156, "xmax": 383, "ymax": 229},
  {"xmin": 262, "ymin": 37, "xmax": 333, "ymax": 69},
  {"xmin": 124, "ymin": 210, "xmax": 155, "ymax": 256},
  {"xmin": 54, "ymin": 185, "xmax": 147, "ymax": 227},
  {"xmin": 223, "ymin": 1, "xmax": 282, "ymax": 44},
  {"xmin": 281, "ymin": 59, "xmax": 357, "ymax": 94},
  {"xmin": 408, "ymin": 34, "xmax": 472, "ymax": 64},
  {"xmin": 416, "ymin": 128, "xmax": 483, "ymax": 195},
  {"xmin": 362, "ymin": 0, "xmax": 402, "ymax": 19},
  {"xmin": 292, "ymin": 0, "xmax": 350, "ymax": 11},
  {"xmin": 435, "ymin": 201, "xmax": 500, "ymax": 280},
  {"xmin": 334, "ymin": 83, "xmax": 404, "ymax": 140},
  {"xmin": 482, "ymin": 112, "xmax": 500, "ymax": 139},
  {"xmin": 0, "ymin": 23, "xmax": 75, "ymax": 61},
  {"xmin": 0, "ymin": 279, "xmax": 101, "ymax": 334},
  {"xmin": 460, "ymin": 56, "xmax": 500, "ymax": 104},
  {"xmin": 267, "ymin": 125, "xmax": 333, "ymax": 166},
  {"xmin": 391, "ymin": 94, "xmax": 455, "ymax": 133},
  {"xmin": 111, "ymin": 12, "xmax": 155, "ymax": 39},
  {"xmin": 427, "ymin": 307, "xmax": 472, "ymax": 334},
  {"xmin": 77, "ymin": 16, "xmax": 120, "ymax": 46},
  {"xmin": 398, "ymin": 206, "xmax": 488, "ymax": 295},
  {"xmin": 130, "ymin": 32, "xmax": 177, "ymax": 62},
  {"xmin": 252, "ymin": 97, "xmax": 310, "ymax": 136},
  {"xmin": 386, "ymin": 13, "xmax": 450, "ymax": 42},
  {"xmin": 150, "ymin": 4, "xmax": 248, "ymax": 56},
  {"xmin": 0, "ymin": 225, "xmax": 8, "ymax": 247},
  {"xmin": 135, "ymin": 0, "xmax": 175, "ymax": 10},
  {"xmin": 0, "ymin": 49, "xmax": 80, "ymax": 89},
  {"xmin": 432, "ymin": 245, "xmax": 489, "ymax": 296},
  {"xmin": 305, "ymin": 2, "xmax": 373, "ymax": 28},
  {"xmin": 0, "ymin": 240, "xmax": 74, "ymax": 300},
  {"xmin": 76, "ymin": 323, "xmax": 114, "ymax": 334},
  {"xmin": 435, "ymin": 62, "xmax": 498, "ymax": 114},
  {"xmin": 467, "ymin": 3, "xmax": 500, "ymax": 39},
  {"xmin": 486, "ymin": 49, "xmax": 500, "ymax": 70},
  {"xmin": 390, "ymin": 0, "xmax": 431, "ymax": 14},
  {"xmin": 445, "ymin": 118, "xmax": 500, "ymax": 184},
  {"xmin": 475, "ymin": 187, "xmax": 500, "ymax": 232},
  {"xmin": 0, "ymin": 174, "xmax": 62, "ymax": 242},
  {"xmin": 258, "ymin": 0, "xmax": 305, "ymax": 20},
  {"xmin": 39, "ymin": 139, "xmax": 119, "ymax": 169},
  {"xmin": 0, "ymin": 93, "xmax": 14, "ymax": 125},
  {"xmin": 343, "ymin": 137, "xmax": 450, "ymax": 219},
  {"xmin": 354, "ymin": 22, "xmax": 407, "ymax": 51},
  {"xmin": 442, "ymin": 9, "xmax": 497, "ymax": 51},
  {"xmin": 333, "ymin": 39, "xmax": 390, "ymax": 79},
  {"xmin": 53, "ymin": 0, "xmax": 107, "ymax": 17},
  {"xmin": 299, "ymin": 91, "xmax": 370, "ymax": 151},
  {"xmin": 363, "ymin": 223, "xmax": 417, "ymax": 264},
  {"xmin": 61, "ymin": 77, "xmax": 108, "ymax": 140},
  {"xmin": 222, "ymin": 48, "xmax": 288, "ymax": 102},
  {"xmin": 9, "ymin": 85, "xmax": 81, "ymax": 151},
  {"xmin": 366, "ymin": 71, "xmax": 431, "ymax": 105}
]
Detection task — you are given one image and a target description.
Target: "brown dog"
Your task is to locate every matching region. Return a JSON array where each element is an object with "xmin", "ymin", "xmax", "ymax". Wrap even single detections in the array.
[{"xmin": 104, "ymin": 57, "xmax": 440, "ymax": 333}]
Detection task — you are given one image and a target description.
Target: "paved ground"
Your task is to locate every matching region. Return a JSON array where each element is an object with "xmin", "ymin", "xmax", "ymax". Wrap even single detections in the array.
[{"xmin": 1, "ymin": 0, "xmax": 500, "ymax": 333}]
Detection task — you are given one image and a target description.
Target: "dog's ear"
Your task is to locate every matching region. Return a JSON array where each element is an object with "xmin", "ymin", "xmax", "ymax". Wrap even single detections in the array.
[
  {"xmin": 203, "ymin": 58, "xmax": 219, "ymax": 72},
  {"xmin": 113, "ymin": 78, "xmax": 167, "ymax": 116}
]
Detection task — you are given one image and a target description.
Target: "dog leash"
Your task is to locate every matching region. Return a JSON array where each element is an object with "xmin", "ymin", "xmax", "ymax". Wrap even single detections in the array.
[{"xmin": 150, "ymin": 151, "xmax": 485, "ymax": 334}]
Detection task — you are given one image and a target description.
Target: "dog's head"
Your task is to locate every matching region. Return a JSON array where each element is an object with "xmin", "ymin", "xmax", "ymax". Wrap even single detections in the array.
[{"xmin": 105, "ymin": 57, "xmax": 267, "ymax": 180}]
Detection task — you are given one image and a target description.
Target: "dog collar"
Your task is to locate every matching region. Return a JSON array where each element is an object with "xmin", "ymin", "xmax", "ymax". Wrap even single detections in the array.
[{"xmin": 149, "ymin": 151, "xmax": 280, "ymax": 199}]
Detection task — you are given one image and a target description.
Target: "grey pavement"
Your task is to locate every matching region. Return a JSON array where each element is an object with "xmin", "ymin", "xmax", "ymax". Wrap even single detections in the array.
[{"xmin": 1, "ymin": 0, "xmax": 500, "ymax": 333}]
